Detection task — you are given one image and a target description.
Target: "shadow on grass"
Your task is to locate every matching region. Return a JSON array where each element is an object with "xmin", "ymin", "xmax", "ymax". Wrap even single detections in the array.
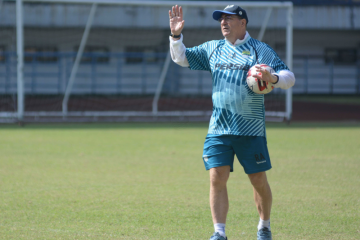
[{"xmin": 0, "ymin": 121, "xmax": 360, "ymax": 130}]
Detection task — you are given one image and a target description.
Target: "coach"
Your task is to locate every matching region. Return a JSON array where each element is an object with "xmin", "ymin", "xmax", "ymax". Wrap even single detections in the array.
[{"xmin": 169, "ymin": 4, "xmax": 295, "ymax": 240}]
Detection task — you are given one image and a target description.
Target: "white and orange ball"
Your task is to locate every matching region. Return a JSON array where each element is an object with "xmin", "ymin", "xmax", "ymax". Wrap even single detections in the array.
[{"xmin": 246, "ymin": 64, "xmax": 275, "ymax": 94}]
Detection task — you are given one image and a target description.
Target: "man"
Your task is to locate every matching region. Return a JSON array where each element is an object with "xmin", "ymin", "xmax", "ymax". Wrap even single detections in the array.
[{"xmin": 169, "ymin": 4, "xmax": 295, "ymax": 240}]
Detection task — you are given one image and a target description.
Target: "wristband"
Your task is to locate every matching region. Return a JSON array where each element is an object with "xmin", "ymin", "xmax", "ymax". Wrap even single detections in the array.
[
  {"xmin": 273, "ymin": 74, "xmax": 279, "ymax": 84},
  {"xmin": 170, "ymin": 33, "xmax": 181, "ymax": 38}
]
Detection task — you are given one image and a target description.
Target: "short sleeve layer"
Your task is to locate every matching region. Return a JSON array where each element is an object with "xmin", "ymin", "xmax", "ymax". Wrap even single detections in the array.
[
  {"xmin": 185, "ymin": 42, "xmax": 212, "ymax": 71},
  {"xmin": 253, "ymin": 41, "xmax": 289, "ymax": 73}
]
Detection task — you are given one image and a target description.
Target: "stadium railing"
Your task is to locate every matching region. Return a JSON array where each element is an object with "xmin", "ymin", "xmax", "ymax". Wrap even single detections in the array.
[{"xmin": 0, "ymin": 52, "xmax": 359, "ymax": 96}]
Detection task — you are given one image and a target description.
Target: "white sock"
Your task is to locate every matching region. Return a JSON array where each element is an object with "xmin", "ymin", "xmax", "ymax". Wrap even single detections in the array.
[
  {"xmin": 214, "ymin": 223, "xmax": 226, "ymax": 238},
  {"xmin": 258, "ymin": 218, "xmax": 271, "ymax": 231}
]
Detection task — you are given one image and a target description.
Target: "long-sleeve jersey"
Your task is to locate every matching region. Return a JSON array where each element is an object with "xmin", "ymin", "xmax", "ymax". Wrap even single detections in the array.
[{"xmin": 170, "ymin": 32, "xmax": 295, "ymax": 137}]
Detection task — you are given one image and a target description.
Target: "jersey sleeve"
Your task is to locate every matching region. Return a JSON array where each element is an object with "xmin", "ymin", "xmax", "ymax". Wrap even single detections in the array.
[
  {"xmin": 258, "ymin": 44, "xmax": 289, "ymax": 73},
  {"xmin": 185, "ymin": 42, "xmax": 211, "ymax": 71},
  {"xmin": 256, "ymin": 42, "xmax": 295, "ymax": 89}
]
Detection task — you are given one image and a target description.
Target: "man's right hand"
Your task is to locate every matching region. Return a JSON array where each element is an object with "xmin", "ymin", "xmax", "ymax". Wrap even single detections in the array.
[{"xmin": 169, "ymin": 5, "xmax": 185, "ymax": 38}]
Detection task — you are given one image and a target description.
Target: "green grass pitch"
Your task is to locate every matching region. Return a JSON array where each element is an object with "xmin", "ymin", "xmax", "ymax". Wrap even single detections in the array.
[{"xmin": 0, "ymin": 122, "xmax": 359, "ymax": 239}]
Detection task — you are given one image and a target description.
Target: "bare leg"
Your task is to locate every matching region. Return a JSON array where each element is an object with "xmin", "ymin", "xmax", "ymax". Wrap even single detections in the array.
[
  {"xmin": 209, "ymin": 165, "xmax": 231, "ymax": 224},
  {"xmin": 248, "ymin": 171, "xmax": 272, "ymax": 220}
]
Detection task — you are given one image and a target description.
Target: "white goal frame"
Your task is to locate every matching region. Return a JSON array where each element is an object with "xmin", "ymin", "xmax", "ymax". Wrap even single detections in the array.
[{"xmin": 10, "ymin": 0, "xmax": 293, "ymax": 122}]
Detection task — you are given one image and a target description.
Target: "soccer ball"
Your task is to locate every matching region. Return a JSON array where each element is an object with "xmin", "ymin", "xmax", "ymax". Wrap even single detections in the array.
[{"xmin": 246, "ymin": 64, "xmax": 275, "ymax": 94}]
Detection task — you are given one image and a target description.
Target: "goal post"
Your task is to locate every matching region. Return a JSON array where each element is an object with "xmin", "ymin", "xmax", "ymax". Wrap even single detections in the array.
[
  {"xmin": 16, "ymin": 0, "xmax": 25, "ymax": 122},
  {"xmin": 2, "ymin": 0, "xmax": 293, "ymax": 122}
]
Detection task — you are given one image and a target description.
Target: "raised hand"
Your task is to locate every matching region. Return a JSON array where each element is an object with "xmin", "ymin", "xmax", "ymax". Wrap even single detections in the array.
[{"xmin": 169, "ymin": 5, "xmax": 185, "ymax": 37}]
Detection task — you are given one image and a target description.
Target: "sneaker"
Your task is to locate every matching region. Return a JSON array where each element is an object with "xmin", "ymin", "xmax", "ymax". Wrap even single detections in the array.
[
  {"xmin": 209, "ymin": 232, "xmax": 227, "ymax": 240},
  {"xmin": 257, "ymin": 227, "xmax": 272, "ymax": 240}
]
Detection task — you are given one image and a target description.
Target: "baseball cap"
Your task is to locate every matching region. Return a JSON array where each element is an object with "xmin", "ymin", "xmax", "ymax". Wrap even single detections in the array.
[{"xmin": 213, "ymin": 5, "xmax": 248, "ymax": 24}]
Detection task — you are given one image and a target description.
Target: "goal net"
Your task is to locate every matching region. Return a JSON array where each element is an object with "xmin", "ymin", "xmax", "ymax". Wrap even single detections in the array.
[{"xmin": 0, "ymin": 0, "xmax": 293, "ymax": 123}]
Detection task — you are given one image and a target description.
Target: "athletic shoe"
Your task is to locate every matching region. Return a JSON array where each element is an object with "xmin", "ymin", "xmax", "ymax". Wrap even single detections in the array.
[
  {"xmin": 209, "ymin": 232, "xmax": 227, "ymax": 240},
  {"xmin": 257, "ymin": 227, "xmax": 272, "ymax": 240}
]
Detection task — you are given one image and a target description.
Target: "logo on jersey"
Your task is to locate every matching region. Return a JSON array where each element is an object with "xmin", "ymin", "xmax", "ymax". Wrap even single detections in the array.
[
  {"xmin": 215, "ymin": 63, "xmax": 249, "ymax": 71},
  {"xmin": 242, "ymin": 50, "xmax": 250, "ymax": 56},
  {"xmin": 221, "ymin": 52, "xmax": 236, "ymax": 59},
  {"xmin": 228, "ymin": 52, "xmax": 236, "ymax": 59},
  {"xmin": 242, "ymin": 50, "xmax": 251, "ymax": 58}
]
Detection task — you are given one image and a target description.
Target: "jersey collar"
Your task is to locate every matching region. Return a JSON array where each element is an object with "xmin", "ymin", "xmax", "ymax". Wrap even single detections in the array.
[{"xmin": 225, "ymin": 31, "xmax": 251, "ymax": 47}]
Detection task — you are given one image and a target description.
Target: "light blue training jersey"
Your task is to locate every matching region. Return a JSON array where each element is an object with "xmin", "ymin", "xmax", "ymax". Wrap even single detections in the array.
[{"xmin": 185, "ymin": 37, "xmax": 289, "ymax": 137}]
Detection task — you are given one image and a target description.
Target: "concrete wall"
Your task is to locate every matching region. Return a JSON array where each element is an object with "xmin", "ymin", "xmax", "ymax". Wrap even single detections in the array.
[
  {"xmin": 0, "ymin": 3, "xmax": 359, "ymax": 29},
  {"xmin": 0, "ymin": 2, "xmax": 358, "ymax": 95}
]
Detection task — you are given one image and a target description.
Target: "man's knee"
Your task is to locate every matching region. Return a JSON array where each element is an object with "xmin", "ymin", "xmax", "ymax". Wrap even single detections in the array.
[
  {"xmin": 248, "ymin": 171, "xmax": 268, "ymax": 189},
  {"xmin": 210, "ymin": 166, "xmax": 230, "ymax": 187}
]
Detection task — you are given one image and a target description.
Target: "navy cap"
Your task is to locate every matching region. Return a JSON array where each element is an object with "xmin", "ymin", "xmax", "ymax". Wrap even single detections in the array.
[{"xmin": 213, "ymin": 5, "xmax": 248, "ymax": 24}]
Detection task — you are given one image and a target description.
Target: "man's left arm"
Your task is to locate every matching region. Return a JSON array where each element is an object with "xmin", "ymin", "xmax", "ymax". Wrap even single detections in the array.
[
  {"xmin": 253, "ymin": 65, "xmax": 295, "ymax": 90},
  {"xmin": 253, "ymin": 44, "xmax": 296, "ymax": 90},
  {"xmin": 272, "ymin": 70, "xmax": 295, "ymax": 90}
]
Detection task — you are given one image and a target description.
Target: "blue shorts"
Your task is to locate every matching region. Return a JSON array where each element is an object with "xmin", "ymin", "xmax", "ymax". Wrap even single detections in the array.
[{"xmin": 202, "ymin": 134, "xmax": 272, "ymax": 174}]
